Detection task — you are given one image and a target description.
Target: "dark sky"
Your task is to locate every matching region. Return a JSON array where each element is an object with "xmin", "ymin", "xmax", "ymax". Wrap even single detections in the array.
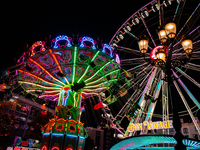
[{"xmin": 1, "ymin": 0, "xmax": 150, "ymax": 70}]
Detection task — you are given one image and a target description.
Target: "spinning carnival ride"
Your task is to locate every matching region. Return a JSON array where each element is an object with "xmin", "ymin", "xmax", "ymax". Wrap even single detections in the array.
[
  {"xmin": 105, "ymin": 0, "xmax": 200, "ymax": 140},
  {"xmin": 17, "ymin": 35, "xmax": 120, "ymax": 150}
]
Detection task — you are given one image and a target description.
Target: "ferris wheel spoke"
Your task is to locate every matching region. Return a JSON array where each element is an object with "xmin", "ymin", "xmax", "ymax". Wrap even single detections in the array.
[
  {"xmin": 145, "ymin": 78, "xmax": 162, "ymax": 123},
  {"xmin": 29, "ymin": 58, "xmax": 65, "ymax": 86},
  {"xmin": 121, "ymin": 62, "xmax": 148, "ymax": 75},
  {"xmin": 121, "ymin": 57, "xmax": 149, "ymax": 65},
  {"xmin": 114, "ymin": 67, "xmax": 153, "ymax": 120},
  {"xmin": 124, "ymin": 66, "xmax": 158, "ymax": 137},
  {"xmin": 120, "ymin": 64, "xmax": 152, "ymax": 90},
  {"xmin": 18, "ymin": 69, "xmax": 63, "ymax": 87},
  {"xmin": 49, "ymin": 49, "xmax": 70, "ymax": 85},
  {"xmin": 138, "ymin": 13, "xmax": 156, "ymax": 47},
  {"xmin": 173, "ymin": 0, "xmax": 186, "ymax": 27},
  {"xmin": 173, "ymin": 80, "xmax": 200, "ymax": 135},
  {"xmin": 116, "ymin": 46, "xmax": 148, "ymax": 56},
  {"xmin": 184, "ymin": 62, "xmax": 200, "ymax": 72},
  {"xmin": 175, "ymin": 67, "xmax": 200, "ymax": 88},
  {"xmin": 172, "ymin": 69, "xmax": 200, "ymax": 109},
  {"xmin": 173, "ymin": 25, "xmax": 200, "ymax": 49},
  {"xmin": 175, "ymin": 3, "xmax": 200, "ymax": 41}
]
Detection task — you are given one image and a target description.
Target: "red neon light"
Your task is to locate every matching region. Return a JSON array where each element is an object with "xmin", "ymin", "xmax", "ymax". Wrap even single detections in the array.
[
  {"xmin": 94, "ymin": 102, "xmax": 103, "ymax": 110},
  {"xmin": 68, "ymin": 123, "xmax": 76, "ymax": 133},
  {"xmin": 41, "ymin": 145, "xmax": 48, "ymax": 150},
  {"xmin": 51, "ymin": 146, "xmax": 60, "ymax": 150},
  {"xmin": 49, "ymin": 49, "xmax": 63, "ymax": 73},
  {"xmin": 55, "ymin": 122, "xmax": 64, "ymax": 132},
  {"xmin": 66, "ymin": 146, "xmax": 73, "ymax": 150},
  {"xmin": 18, "ymin": 69, "xmax": 60, "ymax": 87},
  {"xmin": 29, "ymin": 58, "xmax": 64, "ymax": 85},
  {"xmin": 64, "ymin": 86, "xmax": 70, "ymax": 91},
  {"xmin": 150, "ymin": 45, "xmax": 168, "ymax": 60}
]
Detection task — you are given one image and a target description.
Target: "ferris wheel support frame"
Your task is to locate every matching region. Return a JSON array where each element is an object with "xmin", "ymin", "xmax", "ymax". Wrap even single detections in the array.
[{"xmin": 173, "ymin": 80, "xmax": 200, "ymax": 135}]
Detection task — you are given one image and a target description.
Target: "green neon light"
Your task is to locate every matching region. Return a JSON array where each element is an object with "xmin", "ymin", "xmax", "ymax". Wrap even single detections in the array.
[
  {"xmin": 82, "ymin": 87, "xmax": 107, "ymax": 92},
  {"xmin": 84, "ymin": 79, "xmax": 117, "ymax": 89},
  {"xmin": 73, "ymin": 92, "xmax": 76, "ymax": 107},
  {"xmin": 58, "ymin": 91, "xmax": 63, "ymax": 106},
  {"xmin": 86, "ymin": 69, "xmax": 120, "ymax": 85},
  {"xmin": 72, "ymin": 46, "xmax": 78, "ymax": 84},
  {"xmin": 85, "ymin": 61, "xmax": 111, "ymax": 83},
  {"xmin": 77, "ymin": 51, "xmax": 100, "ymax": 83}
]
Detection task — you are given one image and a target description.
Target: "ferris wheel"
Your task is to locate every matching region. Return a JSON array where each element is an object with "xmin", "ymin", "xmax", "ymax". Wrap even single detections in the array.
[{"xmin": 105, "ymin": 0, "xmax": 200, "ymax": 137}]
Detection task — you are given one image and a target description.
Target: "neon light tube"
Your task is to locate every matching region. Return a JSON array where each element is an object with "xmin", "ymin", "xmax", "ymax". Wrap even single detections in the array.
[
  {"xmin": 72, "ymin": 46, "xmax": 78, "ymax": 84},
  {"xmin": 172, "ymin": 70, "xmax": 200, "ymax": 109},
  {"xmin": 176, "ymin": 67, "xmax": 200, "ymax": 88},
  {"xmin": 85, "ymin": 61, "xmax": 111, "ymax": 83},
  {"xmin": 18, "ymin": 69, "xmax": 62, "ymax": 87},
  {"xmin": 18, "ymin": 81, "xmax": 61, "ymax": 90},
  {"xmin": 77, "ymin": 51, "xmax": 100, "ymax": 83},
  {"xmin": 29, "ymin": 58, "xmax": 65, "ymax": 86},
  {"xmin": 173, "ymin": 80, "xmax": 200, "ymax": 135},
  {"xmin": 49, "ymin": 49, "xmax": 70, "ymax": 85},
  {"xmin": 86, "ymin": 69, "xmax": 120, "ymax": 85},
  {"xmin": 84, "ymin": 79, "xmax": 117, "ymax": 89}
]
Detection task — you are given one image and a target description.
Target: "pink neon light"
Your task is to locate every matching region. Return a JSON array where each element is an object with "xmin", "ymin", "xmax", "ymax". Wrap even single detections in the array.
[
  {"xmin": 119, "ymin": 142, "xmax": 136, "ymax": 150},
  {"xmin": 29, "ymin": 58, "xmax": 65, "ymax": 85},
  {"xmin": 150, "ymin": 45, "xmax": 168, "ymax": 60},
  {"xmin": 30, "ymin": 41, "xmax": 46, "ymax": 56},
  {"xmin": 109, "ymin": 0, "xmax": 155, "ymax": 44}
]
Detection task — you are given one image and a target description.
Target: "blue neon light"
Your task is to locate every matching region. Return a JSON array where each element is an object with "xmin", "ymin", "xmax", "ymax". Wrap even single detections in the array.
[
  {"xmin": 53, "ymin": 35, "xmax": 72, "ymax": 48},
  {"xmin": 102, "ymin": 43, "xmax": 113, "ymax": 58},
  {"xmin": 79, "ymin": 36, "xmax": 96, "ymax": 49}
]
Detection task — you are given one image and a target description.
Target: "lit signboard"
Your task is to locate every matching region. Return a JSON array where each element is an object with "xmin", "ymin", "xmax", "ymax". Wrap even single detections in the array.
[{"xmin": 127, "ymin": 120, "xmax": 173, "ymax": 132}]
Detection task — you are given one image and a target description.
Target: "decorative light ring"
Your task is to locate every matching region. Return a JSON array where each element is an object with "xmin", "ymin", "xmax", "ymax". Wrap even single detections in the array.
[
  {"xmin": 79, "ymin": 36, "xmax": 96, "ymax": 49},
  {"xmin": 53, "ymin": 35, "xmax": 72, "ymax": 49},
  {"xmin": 30, "ymin": 41, "xmax": 46, "ymax": 56},
  {"xmin": 41, "ymin": 145, "xmax": 48, "ymax": 150},
  {"xmin": 68, "ymin": 123, "xmax": 76, "ymax": 133},
  {"xmin": 55, "ymin": 122, "xmax": 65, "ymax": 132},
  {"xmin": 51, "ymin": 146, "xmax": 60, "ymax": 150},
  {"xmin": 66, "ymin": 146, "xmax": 73, "ymax": 150},
  {"xmin": 102, "ymin": 43, "xmax": 113, "ymax": 58},
  {"xmin": 150, "ymin": 45, "xmax": 168, "ymax": 60}
]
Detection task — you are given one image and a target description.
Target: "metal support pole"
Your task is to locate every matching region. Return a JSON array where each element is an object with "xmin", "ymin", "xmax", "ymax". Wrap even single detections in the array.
[{"xmin": 165, "ymin": 42, "xmax": 186, "ymax": 150}]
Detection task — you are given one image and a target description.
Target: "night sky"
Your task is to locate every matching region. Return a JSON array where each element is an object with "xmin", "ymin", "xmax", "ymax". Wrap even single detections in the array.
[
  {"xmin": 1, "ymin": 0, "xmax": 150, "ymax": 70},
  {"xmin": 1, "ymin": 0, "xmax": 200, "ymax": 127}
]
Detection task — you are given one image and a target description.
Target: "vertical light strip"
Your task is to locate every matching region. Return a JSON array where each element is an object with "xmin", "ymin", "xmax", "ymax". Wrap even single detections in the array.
[
  {"xmin": 73, "ymin": 92, "xmax": 77, "ymax": 107},
  {"xmin": 49, "ymin": 49, "xmax": 70, "ymax": 85},
  {"xmin": 77, "ymin": 51, "xmax": 100, "ymax": 83},
  {"xmin": 72, "ymin": 46, "xmax": 78, "ymax": 84},
  {"xmin": 29, "ymin": 58, "xmax": 65, "ymax": 86}
]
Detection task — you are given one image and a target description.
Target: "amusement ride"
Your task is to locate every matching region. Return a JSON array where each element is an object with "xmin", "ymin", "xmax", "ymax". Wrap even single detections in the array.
[{"xmin": 0, "ymin": 0, "xmax": 200, "ymax": 149}]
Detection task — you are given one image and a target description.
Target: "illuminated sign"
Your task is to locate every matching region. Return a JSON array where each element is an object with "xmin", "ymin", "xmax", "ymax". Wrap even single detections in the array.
[{"xmin": 127, "ymin": 120, "xmax": 173, "ymax": 132}]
